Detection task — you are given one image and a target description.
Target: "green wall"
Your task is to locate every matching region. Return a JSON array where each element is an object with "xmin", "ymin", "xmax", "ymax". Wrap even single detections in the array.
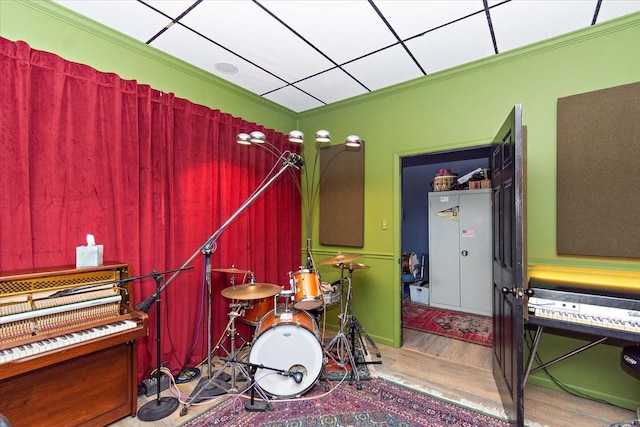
[
  {"xmin": 298, "ymin": 13, "xmax": 640, "ymax": 411},
  {"xmin": 2, "ymin": 0, "xmax": 639, "ymax": 411}
]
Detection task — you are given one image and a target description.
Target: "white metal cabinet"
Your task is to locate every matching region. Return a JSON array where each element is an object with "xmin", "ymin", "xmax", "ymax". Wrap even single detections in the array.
[{"xmin": 428, "ymin": 189, "xmax": 492, "ymax": 316}]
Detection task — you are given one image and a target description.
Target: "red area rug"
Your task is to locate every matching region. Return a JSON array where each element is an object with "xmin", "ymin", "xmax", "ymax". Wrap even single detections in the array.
[
  {"xmin": 180, "ymin": 377, "xmax": 508, "ymax": 426},
  {"xmin": 403, "ymin": 301, "xmax": 493, "ymax": 347}
]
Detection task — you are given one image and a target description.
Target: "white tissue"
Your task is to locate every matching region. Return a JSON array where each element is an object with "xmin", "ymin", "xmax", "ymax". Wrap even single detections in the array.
[{"xmin": 76, "ymin": 234, "xmax": 103, "ymax": 268}]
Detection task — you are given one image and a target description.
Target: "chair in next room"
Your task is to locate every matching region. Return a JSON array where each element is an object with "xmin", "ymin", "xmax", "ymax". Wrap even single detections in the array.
[{"xmin": 401, "ymin": 252, "xmax": 426, "ymax": 298}]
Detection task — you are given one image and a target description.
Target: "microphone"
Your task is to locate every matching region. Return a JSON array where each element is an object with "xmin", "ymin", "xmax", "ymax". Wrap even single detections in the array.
[
  {"xmin": 282, "ymin": 370, "xmax": 304, "ymax": 384},
  {"xmin": 291, "ymin": 370, "xmax": 303, "ymax": 384}
]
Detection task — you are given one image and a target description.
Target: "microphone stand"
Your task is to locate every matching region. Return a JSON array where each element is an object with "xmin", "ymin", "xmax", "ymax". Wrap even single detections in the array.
[
  {"xmin": 136, "ymin": 152, "xmax": 303, "ymax": 314},
  {"xmin": 136, "ymin": 267, "xmax": 193, "ymax": 422},
  {"xmin": 220, "ymin": 358, "xmax": 303, "ymax": 412},
  {"xmin": 158, "ymin": 152, "xmax": 303, "ymax": 417}
]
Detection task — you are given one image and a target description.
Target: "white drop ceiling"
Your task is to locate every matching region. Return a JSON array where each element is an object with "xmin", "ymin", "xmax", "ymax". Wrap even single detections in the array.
[{"xmin": 53, "ymin": 0, "xmax": 640, "ymax": 113}]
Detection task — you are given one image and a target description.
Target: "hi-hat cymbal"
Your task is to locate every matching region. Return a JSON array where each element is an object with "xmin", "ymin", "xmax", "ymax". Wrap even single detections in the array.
[
  {"xmin": 221, "ymin": 283, "xmax": 281, "ymax": 300},
  {"xmin": 212, "ymin": 267, "xmax": 250, "ymax": 274},
  {"xmin": 316, "ymin": 252, "xmax": 361, "ymax": 266},
  {"xmin": 332, "ymin": 262, "xmax": 370, "ymax": 271}
]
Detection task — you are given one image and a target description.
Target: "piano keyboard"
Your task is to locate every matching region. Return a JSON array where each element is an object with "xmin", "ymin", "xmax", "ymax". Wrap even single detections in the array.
[
  {"xmin": 0, "ymin": 320, "xmax": 137, "ymax": 365},
  {"xmin": 528, "ymin": 296, "xmax": 640, "ymax": 334}
]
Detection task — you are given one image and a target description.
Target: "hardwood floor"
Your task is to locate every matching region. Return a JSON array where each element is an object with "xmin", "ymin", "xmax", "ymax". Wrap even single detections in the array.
[
  {"xmin": 108, "ymin": 328, "xmax": 635, "ymax": 427},
  {"xmin": 393, "ymin": 328, "xmax": 635, "ymax": 427}
]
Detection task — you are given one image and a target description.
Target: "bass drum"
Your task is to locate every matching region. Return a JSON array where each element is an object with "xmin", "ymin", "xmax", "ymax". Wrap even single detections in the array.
[{"xmin": 249, "ymin": 309, "xmax": 322, "ymax": 398}]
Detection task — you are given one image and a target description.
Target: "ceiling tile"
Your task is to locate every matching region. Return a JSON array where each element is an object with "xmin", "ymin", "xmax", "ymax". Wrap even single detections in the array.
[
  {"xmin": 295, "ymin": 67, "xmax": 369, "ymax": 106},
  {"xmin": 263, "ymin": 86, "xmax": 324, "ymax": 113},
  {"xmin": 144, "ymin": 0, "xmax": 202, "ymax": 19},
  {"xmin": 490, "ymin": 1, "xmax": 596, "ymax": 53},
  {"xmin": 260, "ymin": 0, "xmax": 397, "ymax": 64},
  {"xmin": 53, "ymin": 0, "xmax": 171, "ymax": 42},
  {"xmin": 150, "ymin": 24, "xmax": 286, "ymax": 94},
  {"xmin": 343, "ymin": 45, "xmax": 424, "ymax": 92},
  {"xmin": 406, "ymin": 12, "xmax": 496, "ymax": 75},
  {"xmin": 373, "ymin": 0, "xmax": 487, "ymax": 40},
  {"xmin": 596, "ymin": 0, "xmax": 640, "ymax": 23},
  {"xmin": 176, "ymin": 0, "xmax": 333, "ymax": 84}
]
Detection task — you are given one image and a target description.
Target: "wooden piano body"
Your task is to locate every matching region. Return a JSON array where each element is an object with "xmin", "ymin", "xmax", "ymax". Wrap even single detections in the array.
[{"xmin": 0, "ymin": 263, "xmax": 149, "ymax": 427}]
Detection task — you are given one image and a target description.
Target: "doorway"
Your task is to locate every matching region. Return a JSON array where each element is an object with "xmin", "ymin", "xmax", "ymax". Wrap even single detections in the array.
[{"xmin": 400, "ymin": 146, "xmax": 491, "ymax": 346}]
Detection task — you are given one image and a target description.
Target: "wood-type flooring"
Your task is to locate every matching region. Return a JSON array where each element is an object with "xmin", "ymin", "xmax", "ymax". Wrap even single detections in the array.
[{"xmin": 107, "ymin": 325, "xmax": 635, "ymax": 427}]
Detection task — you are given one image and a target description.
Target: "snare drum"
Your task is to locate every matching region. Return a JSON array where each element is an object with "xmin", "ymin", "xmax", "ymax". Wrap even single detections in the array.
[
  {"xmin": 321, "ymin": 282, "xmax": 340, "ymax": 306},
  {"xmin": 249, "ymin": 309, "xmax": 322, "ymax": 398},
  {"xmin": 240, "ymin": 296, "xmax": 275, "ymax": 326},
  {"xmin": 290, "ymin": 269, "xmax": 322, "ymax": 310}
]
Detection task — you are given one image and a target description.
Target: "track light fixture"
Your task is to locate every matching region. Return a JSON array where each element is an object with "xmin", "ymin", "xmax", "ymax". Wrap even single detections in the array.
[
  {"xmin": 249, "ymin": 131, "xmax": 266, "ymax": 144},
  {"xmin": 236, "ymin": 128, "xmax": 363, "ymax": 253},
  {"xmin": 288, "ymin": 130, "xmax": 304, "ymax": 144},
  {"xmin": 314, "ymin": 130, "xmax": 331, "ymax": 143},
  {"xmin": 236, "ymin": 133, "xmax": 251, "ymax": 145},
  {"xmin": 237, "ymin": 130, "xmax": 362, "ymax": 149},
  {"xmin": 345, "ymin": 135, "xmax": 362, "ymax": 148}
]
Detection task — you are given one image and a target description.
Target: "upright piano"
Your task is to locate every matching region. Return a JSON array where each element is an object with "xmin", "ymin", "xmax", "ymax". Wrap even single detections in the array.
[
  {"xmin": 0, "ymin": 263, "xmax": 149, "ymax": 427},
  {"xmin": 525, "ymin": 266, "xmax": 640, "ymax": 383}
]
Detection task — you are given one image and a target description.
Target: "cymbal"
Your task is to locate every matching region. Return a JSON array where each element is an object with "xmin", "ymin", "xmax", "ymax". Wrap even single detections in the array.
[
  {"xmin": 212, "ymin": 267, "xmax": 250, "ymax": 274},
  {"xmin": 332, "ymin": 262, "xmax": 370, "ymax": 271},
  {"xmin": 316, "ymin": 252, "xmax": 361, "ymax": 266},
  {"xmin": 221, "ymin": 283, "xmax": 281, "ymax": 300}
]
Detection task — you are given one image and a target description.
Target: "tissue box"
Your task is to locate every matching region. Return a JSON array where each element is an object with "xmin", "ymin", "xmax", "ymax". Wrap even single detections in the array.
[{"xmin": 76, "ymin": 245, "xmax": 104, "ymax": 268}]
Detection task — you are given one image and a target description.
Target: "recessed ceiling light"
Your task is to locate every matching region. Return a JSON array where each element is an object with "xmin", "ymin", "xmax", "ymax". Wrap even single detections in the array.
[{"xmin": 215, "ymin": 62, "xmax": 239, "ymax": 75}]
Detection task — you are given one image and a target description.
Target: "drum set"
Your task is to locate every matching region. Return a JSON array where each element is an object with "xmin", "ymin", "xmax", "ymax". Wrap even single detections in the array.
[{"xmin": 182, "ymin": 252, "xmax": 381, "ymax": 413}]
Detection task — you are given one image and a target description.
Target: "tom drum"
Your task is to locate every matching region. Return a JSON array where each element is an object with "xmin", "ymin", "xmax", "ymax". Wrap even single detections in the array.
[
  {"xmin": 290, "ymin": 269, "xmax": 323, "ymax": 310},
  {"xmin": 240, "ymin": 296, "xmax": 275, "ymax": 326}
]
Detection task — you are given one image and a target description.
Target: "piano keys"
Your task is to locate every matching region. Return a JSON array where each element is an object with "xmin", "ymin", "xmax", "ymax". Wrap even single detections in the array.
[
  {"xmin": 528, "ymin": 287, "xmax": 640, "ymax": 341},
  {"xmin": 524, "ymin": 265, "xmax": 640, "ymax": 384},
  {"xmin": 0, "ymin": 263, "xmax": 148, "ymax": 427},
  {"xmin": 0, "ymin": 320, "xmax": 137, "ymax": 365}
]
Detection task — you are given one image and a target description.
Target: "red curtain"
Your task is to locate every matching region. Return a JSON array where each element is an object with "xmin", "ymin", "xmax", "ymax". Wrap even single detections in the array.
[{"xmin": 0, "ymin": 37, "xmax": 302, "ymax": 381}]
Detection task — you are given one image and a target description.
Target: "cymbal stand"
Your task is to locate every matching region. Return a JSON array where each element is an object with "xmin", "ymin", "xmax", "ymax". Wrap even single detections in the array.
[
  {"xmin": 324, "ymin": 263, "xmax": 361, "ymax": 389},
  {"xmin": 222, "ymin": 274, "xmax": 251, "ymax": 349},
  {"xmin": 180, "ymin": 302, "xmax": 257, "ymax": 416},
  {"xmin": 344, "ymin": 266, "xmax": 382, "ymax": 360}
]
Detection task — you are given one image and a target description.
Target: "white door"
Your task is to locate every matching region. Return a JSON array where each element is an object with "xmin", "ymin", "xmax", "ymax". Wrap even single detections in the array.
[
  {"xmin": 460, "ymin": 191, "xmax": 492, "ymax": 315},
  {"xmin": 429, "ymin": 193, "xmax": 460, "ymax": 307}
]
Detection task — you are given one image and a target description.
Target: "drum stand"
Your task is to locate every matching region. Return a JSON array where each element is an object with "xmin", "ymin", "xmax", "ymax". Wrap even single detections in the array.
[
  {"xmin": 180, "ymin": 303, "xmax": 258, "ymax": 416},
  {"xmin": 342, "ymin": 265, "xmax": 382, "ymax": 361},
  {"xmin": 324, "ymin": 268, "xmax": 362, "ymax": 389},
  {"xmin": 324, "ymin": 265, "xmax": 382, "ymax": 389}
]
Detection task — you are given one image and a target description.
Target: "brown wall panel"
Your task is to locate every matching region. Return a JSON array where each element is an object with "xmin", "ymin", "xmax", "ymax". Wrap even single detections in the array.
[
  {"xmin": 557, "ymin": 82, "xmax": 640, "ymax": 258},
  {"xmin": 319, "ymin": 143, "xmax": 365, "ymax": 247}
]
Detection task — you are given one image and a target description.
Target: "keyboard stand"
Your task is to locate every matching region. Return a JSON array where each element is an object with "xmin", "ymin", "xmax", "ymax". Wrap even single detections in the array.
[
  {"xmin": 524, "ymin": 315, "xmax": 640, "ymax": 385},
  {"xmin": 524, "ymin": 323, "xmax": 608, "ymax": 384}
]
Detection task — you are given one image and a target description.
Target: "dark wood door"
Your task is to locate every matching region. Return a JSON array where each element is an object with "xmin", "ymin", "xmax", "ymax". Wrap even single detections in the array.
[{"xmin": 491, "ymin": 105, "xmax": 526, "ymax": 426}]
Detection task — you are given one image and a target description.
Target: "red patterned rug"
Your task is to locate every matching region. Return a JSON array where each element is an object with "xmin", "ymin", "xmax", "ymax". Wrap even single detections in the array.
[
  {"xmin": 403, "ymin": 302, "xmax": 493, "ymax": 347},
  {"xmin": 180, "ymin": 377, "xmax": 508, "ymax": 426}
]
